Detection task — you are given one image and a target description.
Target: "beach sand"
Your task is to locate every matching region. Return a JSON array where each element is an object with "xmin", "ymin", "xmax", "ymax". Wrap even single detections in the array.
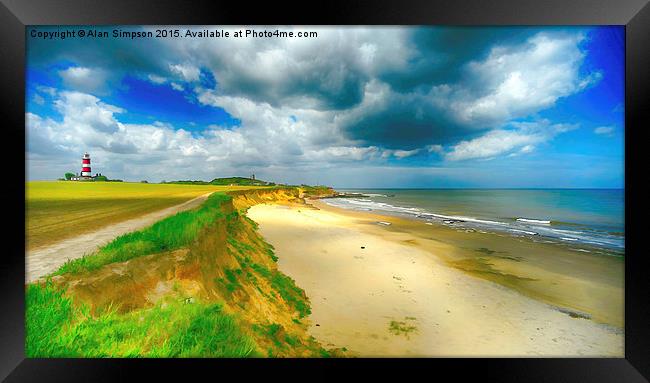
[{"xmin": 247, "ymin": 202, "xmax": 623, "ymax": 357}]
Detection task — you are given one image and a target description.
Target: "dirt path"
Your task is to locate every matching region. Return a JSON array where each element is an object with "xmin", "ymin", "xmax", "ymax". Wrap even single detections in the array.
[{"xmin": 26, "ymin": 192, "xmax": 213, "ymax": 283}]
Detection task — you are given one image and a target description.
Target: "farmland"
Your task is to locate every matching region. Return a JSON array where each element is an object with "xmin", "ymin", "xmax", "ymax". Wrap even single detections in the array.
[{"xmin": 26, "ymin": 181, "xmax": 265, "ymax": 250}]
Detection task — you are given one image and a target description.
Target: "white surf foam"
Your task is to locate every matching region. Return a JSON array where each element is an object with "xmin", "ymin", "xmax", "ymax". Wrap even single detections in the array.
[
  {"xmin": 509, "ymin": 228, "xmax": 539, "ymax": 235},
  {"xmin": 517, "ymin": 218, "xmax": 551, "ymax": 224},
  {"xmin": 322, "ymin": 195, "xmax": 624, "ymax": 251}
]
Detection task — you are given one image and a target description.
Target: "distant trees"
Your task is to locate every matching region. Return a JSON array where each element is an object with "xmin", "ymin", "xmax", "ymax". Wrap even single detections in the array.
[
  {"xmin": 64, "ymin": 172, "xmax": 74, "ymax": 180},
  {"xmin": 94, "ymin": 175, "xmax": 108, "ymax": 182}
]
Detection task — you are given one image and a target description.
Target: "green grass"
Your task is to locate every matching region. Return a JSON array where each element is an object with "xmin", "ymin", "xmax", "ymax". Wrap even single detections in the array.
[
  {"xmin": 388, "ymin": 319, "xmax": 418, "ymax": 338},
  {"xmin": 25, "ymin": 280, "xmax": 77, "ymax": 357},
  {"xmin": 226, "ymin": 215, "xmax": 276, "ymax": 263},
  {"xmin": 54, "ymin": 193, "xmax": 232, "ymax": 276},
  {"xmin": 26, "ymin": 281, "xmax": 258, "ymax": 358},
  {"xmin": 216, "ymin": 268, "xmax": 243, "ymax": 294},
  {"xmin": 265, "ymin": 246, "xmax": 279, "ymax": 262},
  {"xmin": 252, "ymin": 323, "xmax": 300, "ymax": 349},
  {"xmin": 250, "ymin": 263, "xmax": 311, "ymax": 318},
  {"xmin": 210, "ymin": 177, "xmax": 272, "ymax": 186},
  {"xmin": 227, "ymin": 237, "xmax": 255, "ymax": 255},
  {"xmin": 165, "ymin": 177, "xmax": 273, "ymax": 186},
  {"xmin": 227, "ymin": 235, "xmax": 309, "ymax": 318},
  {"xmin": 225, "ymin": 222, "xmax": 309, "ymax": 319},
  {"xmin": 299, "ymin": 185, "xmax": 334, "ymax": 196}
]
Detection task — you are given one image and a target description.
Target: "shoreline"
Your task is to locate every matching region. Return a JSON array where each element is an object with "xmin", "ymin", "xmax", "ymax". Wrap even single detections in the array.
[
  {"xmin": 247, "ymin": 200, "xmax": 623, "ymax": 356},
  {"xmin": 319, "ymin": 192, "xmax": 624, "ymax": 256},
  {"xmin": 311, "ymin": 199, "xmax": 624, "ymax": 328}
]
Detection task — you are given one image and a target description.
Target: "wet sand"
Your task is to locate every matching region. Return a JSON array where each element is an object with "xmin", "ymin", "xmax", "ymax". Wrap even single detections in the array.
[
  {"xmin": 25, "ymin": 192, "xmax": 213, "ymax": 283},
  {"xmin": 309, "ymin": 200, "xmax": 624, "ymax": 328},
  {"xmin": 247, "ymin": 202, "xmax": 623, "ymax": 357}
]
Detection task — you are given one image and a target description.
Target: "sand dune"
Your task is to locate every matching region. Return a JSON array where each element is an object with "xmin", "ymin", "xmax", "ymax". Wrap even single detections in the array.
[{"xmin": 247, "ymin": 202, "xmax": 623, "ymax": 357}]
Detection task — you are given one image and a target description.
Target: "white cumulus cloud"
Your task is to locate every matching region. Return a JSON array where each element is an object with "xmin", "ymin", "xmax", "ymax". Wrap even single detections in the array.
[
  {"xmin": 594, "ymin": 126, "xmax": 615, "ymax": 136},
  {"xmin": 59, "ymin": 67, "xmax": 110, "ymax": 94},
  {"xmin": 446, "ymin": 120, "xmax": 576, "ymax": 161},
  {"xmin": 169, "ymin": 63, "xmax": 200, "ymax": 82},
  {"xmin": 444, "ymin": 32, "xmax": 600, "ymax": 129}
]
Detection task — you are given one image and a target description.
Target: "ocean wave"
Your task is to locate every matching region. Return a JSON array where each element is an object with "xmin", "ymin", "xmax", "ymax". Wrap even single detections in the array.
[
  {"xmin": 509, "ymin": 228, "xmax": 539, "ymax": 235},
  {"xmin": 516, "ymin": 218, "xmax": 551, "ymax": 225},
  {"xmin": 322, "ymin": 195, "xmax": 624, "ymax": 251},
  {"xmin": 330, "ymin": 198, "xmax": 534, "ymax": 229},
  {"xmin": 548, "ymin": 228, "xmax": 585, "ymax": 235},
  {"xmin": 418, "ymin": 212, "xmax": 509, "ymax": 226},
  {"xmin": 341, "ymin": 198, "xmax": 421, "ymax": 214}
]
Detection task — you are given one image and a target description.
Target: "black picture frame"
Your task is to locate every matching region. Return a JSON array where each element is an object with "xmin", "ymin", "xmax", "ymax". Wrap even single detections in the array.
[{"xmin": 2, "ymin": 0, "xmax": 648, "ymax": 381}]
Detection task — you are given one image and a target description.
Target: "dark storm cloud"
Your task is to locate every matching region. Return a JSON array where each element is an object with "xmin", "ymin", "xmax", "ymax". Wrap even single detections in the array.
[
  {"xmin": 27, "ymin": 27, "xmax": 172, "ymax": 74},
  {"xmin": 338, "ymin": 90, "xmax": 462, "ymax": 149},
  {"xmin": 340, "ymin": 28, "xmax": 593, "ymax": 149},
  {"xmin": 379, "ymin": 27, "xmax": 541, "ymax": 92},
  {"xmin": 190, "ymin": 28, "xmax": 381, "ymax": 110},
  {"xmin": 211, "ymin": 59, "xmax": 367, "ymax": 110}
]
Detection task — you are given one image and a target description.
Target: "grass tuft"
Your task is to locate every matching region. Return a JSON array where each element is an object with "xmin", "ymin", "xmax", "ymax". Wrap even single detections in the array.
[
  {"xmin": 250, "ymin": 263, "xmax": 310, "ymax": 318},
  {"xmin": 54, "ymin": 193, "xmax": 231, "ymax": 276}
]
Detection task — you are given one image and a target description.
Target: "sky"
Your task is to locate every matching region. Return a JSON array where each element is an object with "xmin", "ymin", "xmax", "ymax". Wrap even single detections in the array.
[{"xmin": 25, "ymin": 26, "xmax": 624, "ymax": 188}]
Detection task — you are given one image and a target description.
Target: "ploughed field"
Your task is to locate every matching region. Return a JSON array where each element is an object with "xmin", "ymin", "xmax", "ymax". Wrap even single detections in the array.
[{"xmin": 26, "ymin": 181, "xmax": 265, "ymax": 250}]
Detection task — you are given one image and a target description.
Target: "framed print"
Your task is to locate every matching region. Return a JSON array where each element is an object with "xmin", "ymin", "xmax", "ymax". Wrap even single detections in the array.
[{"xmin": 1, "ymin": 0, "xmax": 649, "ymax": 381}]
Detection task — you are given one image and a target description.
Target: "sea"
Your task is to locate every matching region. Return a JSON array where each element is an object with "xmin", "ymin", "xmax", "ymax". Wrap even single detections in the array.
[{"xmin": 321, "ymin": 189, "xmax": 625, "ymax": 253}]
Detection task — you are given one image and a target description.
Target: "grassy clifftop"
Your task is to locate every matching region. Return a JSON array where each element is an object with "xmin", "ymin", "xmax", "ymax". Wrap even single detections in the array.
[
  {"xmin": 210, "ymin": 177, "xmax": 271, "ymax": 186},
  {"xmin": 26, "ymin": 181, "xmax": 246, "ymax": 250},
  {"xmin": 26, "ymin": 187, "xmax": 341, "ymax": 357},
  {"xmin": 164, "ymin": 177, "xmax": 272, "ymax": 186}
]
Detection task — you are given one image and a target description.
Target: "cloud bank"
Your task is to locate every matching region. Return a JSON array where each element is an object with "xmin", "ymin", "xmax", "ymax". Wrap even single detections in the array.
[{"xmin": 26, "ymin": 26, "xmax": 620, "ymax": 186}]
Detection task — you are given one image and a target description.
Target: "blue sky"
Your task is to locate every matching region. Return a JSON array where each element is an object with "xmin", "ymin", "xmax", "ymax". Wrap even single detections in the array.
[{"xmin": 26, "ymin": 26, "xmax": 624, "ymax": 187}]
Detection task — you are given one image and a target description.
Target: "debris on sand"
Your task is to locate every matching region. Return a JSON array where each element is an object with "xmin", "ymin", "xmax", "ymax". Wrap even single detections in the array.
[{"xmin": 388, "ymin": 318, "xmax": 418, "ymax": 338}]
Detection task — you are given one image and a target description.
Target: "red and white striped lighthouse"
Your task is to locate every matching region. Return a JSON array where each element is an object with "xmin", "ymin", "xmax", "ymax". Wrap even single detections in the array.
[{"xmin": 81, "ymin": 152, "xmax": 92, "ymax": 177}]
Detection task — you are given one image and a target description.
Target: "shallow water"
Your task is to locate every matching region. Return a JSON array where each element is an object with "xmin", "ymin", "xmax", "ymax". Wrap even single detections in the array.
[{"xmin": 325, "ymin": 189, "xmax": 624, "ymax": 252}]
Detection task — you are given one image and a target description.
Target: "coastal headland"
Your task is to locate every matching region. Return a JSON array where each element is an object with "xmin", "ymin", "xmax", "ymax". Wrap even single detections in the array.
[{"xmin": 26, "ymin": 182, "xmax": 340, "ymax": 357}]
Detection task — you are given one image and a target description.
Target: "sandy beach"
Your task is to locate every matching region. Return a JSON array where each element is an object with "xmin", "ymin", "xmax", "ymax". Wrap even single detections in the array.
[{"xmin": 247, "ymin": 201, "xmax": 623, "ymax": 357}]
